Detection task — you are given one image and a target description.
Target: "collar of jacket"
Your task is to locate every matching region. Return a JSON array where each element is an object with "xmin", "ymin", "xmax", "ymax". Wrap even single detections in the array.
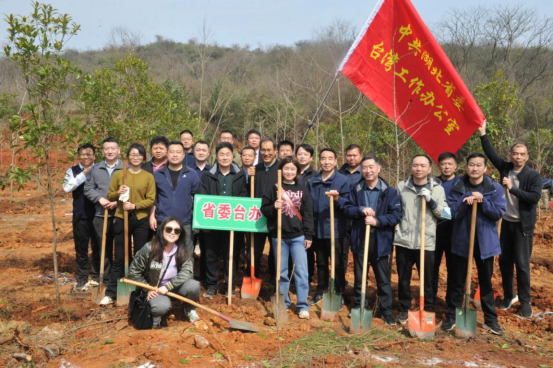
[
  {"xmin": 339, "ymin": 163, "xmax": 361, "ymax": 175},
  {"xmin": 405, "ymin": 175, "xmax": 441, "ymax": 192},
  {"xmin": 208, "ymin": 162, "xmax": 241, "ymax": 176},
  {"xmin": 158, "ymin": 164, "xmax": 190, "ymax": 175},
  {"xmin": 502, "ymin": 163, "xmax": 531, "ymax": 178},
  {"xmin": 97, "ymin": 159, "xmax": 123, "ymax": 170},
  {"xmin": 451, "ymin": 174, "xmax": 496, "ymax": 194},
  {"xmin": 312, "ymin": 169, "xmax": 337, "ymax": 184},
  {"xmin": 355, "ymin": 177, "xmax": 389, "ymax": 192}
]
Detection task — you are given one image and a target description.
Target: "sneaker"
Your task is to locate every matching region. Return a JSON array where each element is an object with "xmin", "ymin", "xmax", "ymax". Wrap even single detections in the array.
[
  {"xmin": 203, "ymin": 287, "xmax": 217, "ymax": 299},
  {"xmin": 441, "ymin": 318, "xmax": 456, "ymax": 331},
  {"xmin": 88, "ymin": 280, "xmax": 99, "ymax": 287},
  {"xmin": 483, "ymin": 321, "xmax": 503, "ymax": 336},
  {"xmin": 498, "ymin": 295, "xmax": 518, "ymax": 310},
  {"xmin": 152, "ymin": 316, "xmax": 162, "ymax": 329},
  {"xmin": 99, "ymin": 296, "xmax": 114, "ymax": 306},
  {"xmin": 73, "ymin": 281, "xmax": 89, "ymax": 292},
  {"xmin": 381, "ymin": 315, "xmax": 396, "ymax": 326},
  {"xmin": 520, "ymin": 303, "xmax": 533, "ymax": 318},
  {"xmin": 396, "ymin": 311, "xmax": 408, "ymax": 325},
  {"xmin": 194, "ymin": 244, "xmax": 201, "ymax": 258},
  {"xmin": 188, "ymin": 310, "xmax": 200, "ymax": 323},
  {"xmin": 223, "ymin": 285, "xmax": 236, "ymax": 297},
  {"xmin": 298, "ymin": 310, "xmax": 310, "ymax": 319},
  {"xmin": 309, "ymin": 293, "xmax": 324, "ymax": 306}
]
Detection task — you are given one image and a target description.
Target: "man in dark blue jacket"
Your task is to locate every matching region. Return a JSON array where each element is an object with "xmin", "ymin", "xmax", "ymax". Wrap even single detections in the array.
[
  {"xmin": 345, "ymin": 155, "xmax": 402, "ymax": 325},
  {"xmin": 445, "ymin": 153, "xmax": 506, "ymax": 335},
  {"xmin": 150, "ymin": 141, "xmax": 199, "ymax": 254},
  {"xmin": 307, "ymin": 148, "xmax": 352, "ymax": 306},
  {"xmin": 479, "ymin": 121, "xmax": 542, "ymax": 318}
]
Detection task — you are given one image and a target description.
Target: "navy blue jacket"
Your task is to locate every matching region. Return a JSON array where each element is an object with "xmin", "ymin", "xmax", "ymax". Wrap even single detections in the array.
[
  {"xmin": 153, "ymin": 165, "xmax": 200, "ymax": 225},
  {"xmin": 345, "ymin": 178, "xmax": 402, "ymax": 258},
  {"xmin": 448, "ymin": 175, "xmax": 506, "ymax": 260},
  {"xmin": 307, "ymin": 170, "xmax": 352, "ymax": 239}
]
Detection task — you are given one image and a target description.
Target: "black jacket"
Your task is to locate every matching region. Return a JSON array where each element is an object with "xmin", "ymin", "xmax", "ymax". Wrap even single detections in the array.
[
  {"xmin": 299, "ymin": 166, "xmax": 316, "ymax": 186},
  {"xmin": 253, "ymin": 159, "xmax": 280, "ymax": 198},
  {"xmin": 480, "ymin": 135, "xmax": 542, "ymax": 232},
  {"xmin": 197, "ymin": 163, "xmax": 248, "ymax": 198}
]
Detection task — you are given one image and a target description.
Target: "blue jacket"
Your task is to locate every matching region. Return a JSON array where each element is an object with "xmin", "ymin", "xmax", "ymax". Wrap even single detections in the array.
[
  {"xmin": 345, "ymin": 178, "xmax": 402, "ymax": 258},
  {"xmin": 153, "ymin": 165, "xmax": 200, "ymax": 225},
  {"xmin": 448, "ymin": 175, "xmax": 506, "ymax": 260},
  {"xmin": 307, "ymin": 170, "xmax": 352, "ymax": 239}
]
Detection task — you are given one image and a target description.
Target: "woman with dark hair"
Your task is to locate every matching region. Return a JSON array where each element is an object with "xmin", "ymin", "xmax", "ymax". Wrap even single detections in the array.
[
  {"xmin": 261, "ymin": 157, "xmax": 315, "ymax": 319},
  {"xmin": 129, "ymin": 217, "xmax": 200, "ymax": 328},
  {"xmin": 100, "ymin": 143, "xmax": 156, "ymax": 306}
]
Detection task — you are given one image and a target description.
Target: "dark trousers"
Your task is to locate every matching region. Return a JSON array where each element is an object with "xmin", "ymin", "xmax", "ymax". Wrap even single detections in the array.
[
  {"xmin": 433, "ymin": 223, "xmax": 454, "ymax": 301},
  {"xmin": 353, "ymin": 232, "xmax": 393, "ymax": 316},
  {"xmin": 396, "ymin": 246, "xmax": 434, "ymax": 312},
  {"xmin": 106, "ymin": 215, "xmax": 149, "ymax": 298},
  {"xmin": 306, "ymin": 246, "xmax": 315, "ymax": 283},
  {"xmin": 73, "ymin": 218, "xmax": 99, "ymax": 283},
  {"xmin": 447, "ymin": 241, "xmax": 497, "ymax": 324},
  {"xmin": 252, "ymin": 233, "xmax": 275, "ymax": 278},
  {"xmin": 314, "ymin": 237, "xmax": 347, "ymax": 294},
  {"xmin": 203, "ymin": 230, "xmax": 240, "ymax": 288},
  {"xmin": 92, "ymin": 215, "xmax": 114, "ymax": 283},
  {"xmin": 500, "ymin": 220, "xmax": 533, "ymax": 304}
]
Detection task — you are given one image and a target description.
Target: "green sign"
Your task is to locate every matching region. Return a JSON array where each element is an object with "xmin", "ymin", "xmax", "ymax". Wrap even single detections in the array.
[{"xmin": 193, "ymin": 195, "xmax": 268, "ymax": 233}]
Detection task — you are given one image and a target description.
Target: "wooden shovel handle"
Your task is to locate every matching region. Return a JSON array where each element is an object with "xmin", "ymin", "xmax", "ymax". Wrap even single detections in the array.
[
  {"xmin": 420, "ymin": 199, "xmax": 426, "ymax": 298},
  {"xmin": 250, "ymin": 176, "xmax": 255, "ymax": 268},
  {"xmin": 276, "ymin": 170, "xmax": 282, "ymax": 294},
  {"xmin": 329, "ymin": 194, "xmax": 335, "ymax": 279},
  {"xmin": 123, "ymin": 161, "xmax": 129, "ymax": 271},
  {"xmin": 361, "ymin": 225, "xmax": 371, "ymax": 296},
  {"xmin": 465, "ymin": 202, "xmax": 478, "ymax": 297}
]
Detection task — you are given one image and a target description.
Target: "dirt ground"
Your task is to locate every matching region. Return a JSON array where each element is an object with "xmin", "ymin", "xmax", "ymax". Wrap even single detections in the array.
[{"xmin": 1, "ymin": 168, "xmax": 552, "ymax": 367}]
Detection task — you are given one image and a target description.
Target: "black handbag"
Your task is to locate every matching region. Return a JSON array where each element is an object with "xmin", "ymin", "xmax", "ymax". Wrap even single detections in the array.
[{"xmin": 128, "ymin": 254, "xmax": 174, "ymax": 330}]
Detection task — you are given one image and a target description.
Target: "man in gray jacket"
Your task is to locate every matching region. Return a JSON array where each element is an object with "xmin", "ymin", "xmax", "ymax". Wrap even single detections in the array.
[
  {"xmin": 394, "ymin": 154, "xmax": 448, "ymax": 324},
  {"xmin": 84, "ymin": 137, "xmax": 123, "ymax": 292}
]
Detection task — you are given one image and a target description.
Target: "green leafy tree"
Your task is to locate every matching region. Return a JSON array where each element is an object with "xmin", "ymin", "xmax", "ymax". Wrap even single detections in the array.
[{"xmin": 3, "ymin": 2, "xmax": 81, "ymax": 303}]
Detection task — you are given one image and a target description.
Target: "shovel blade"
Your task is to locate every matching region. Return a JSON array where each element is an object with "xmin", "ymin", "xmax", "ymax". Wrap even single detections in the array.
[
  {"xmin": 270, "ymin": 295, "xmax": 288, "ymax": 325},
  {"xmin": 92, "ymin": 285, "xmax": 106, "ymax": 305},
  {"xmin": 320, "ymin": 292, "xmax": 341, "ymax": 321},
  {"xmin": 455, "ymin": 307, "xmax": 477, "ymax": 339},
  {"xmin": 349, "ymin": 307, "xmax": 373, "ymax": 333},
  {"xmin": 116, "ymin": 280, "xmax": 135, "ymax": 306},
  {"xmin": 229, "ymin": 319, "xmax": 260, "ymax": 332},
  {"xmin": 241, "ymin": 276, "xmax": 262, "ymax": 299},
  {"xmin": 408, "ymin": 310, "xmax": 435, "ymax": 340}
]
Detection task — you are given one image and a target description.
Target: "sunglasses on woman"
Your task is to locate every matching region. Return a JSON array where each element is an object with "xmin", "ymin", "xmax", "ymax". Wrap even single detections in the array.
[{"xmin": 164, "ymin": 226, "xmax": 182, "ymax": 235}]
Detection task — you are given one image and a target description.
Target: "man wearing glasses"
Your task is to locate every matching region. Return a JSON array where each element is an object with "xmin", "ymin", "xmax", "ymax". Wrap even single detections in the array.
[
  {"xmin": 63, "ymin": 143, "xmax": 98, "ymax": 291},
  {"xmin": 479, "ymin": 121, "xmax": 542, "ymax": 318}
]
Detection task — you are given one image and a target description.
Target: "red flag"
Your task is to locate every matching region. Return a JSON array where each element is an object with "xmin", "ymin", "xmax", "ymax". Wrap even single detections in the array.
[{"xmin": 339, "ymin": 0, "xmax": 484, "ymax": 162}]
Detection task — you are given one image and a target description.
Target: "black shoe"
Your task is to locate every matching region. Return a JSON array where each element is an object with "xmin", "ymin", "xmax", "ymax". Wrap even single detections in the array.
[
  {"xmin": 483, "ymin": 321, "xmax": 503, "ymax": 336},
  {"xmin": 203, "ymin": 287, "xmax": 217, "ymax": 299},
  {"xmin": 223, "ymin": 285, "xmax": 236, "ymax": 297},
  {"xmin": 441, "ymin": 318, "xmax": 456, "ymax": 331},
  {"xmin": 309, "ymin": 293, "xmax": 324, "ymax": 306},
  {"xmin": 396, "ymin": 311, "xmax": 408, "ymax": 325},
  {"xmin": 520, "ymin": 302, "xmax": 533, "ymax": 318},
  {"xmin": 498, "ymin": 295, "xmax": 518, "ymax": 310},
  {"xmin": 381, "ymin": 314, "xmax": 396, "ymax": 326}
]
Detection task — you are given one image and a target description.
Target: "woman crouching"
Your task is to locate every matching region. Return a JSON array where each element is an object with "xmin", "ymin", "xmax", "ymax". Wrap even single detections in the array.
[{"xmin": 129, "ymin": 216, "xmax": 200, "ymax": 328}]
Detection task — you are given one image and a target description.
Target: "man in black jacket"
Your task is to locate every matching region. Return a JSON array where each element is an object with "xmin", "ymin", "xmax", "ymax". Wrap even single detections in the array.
[
  {"xmin": 142, "ymin": 136, "xmax": 169, "ymax": 174},
  {"xmin": 479, "ymin": 120, "xmax": 542, "ymax": 318},
  {"xmin": 197, "ymin": 142, "xmax": 248, "ymax": 298}
]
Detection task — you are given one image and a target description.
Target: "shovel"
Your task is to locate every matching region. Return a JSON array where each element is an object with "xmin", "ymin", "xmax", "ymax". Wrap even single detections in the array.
[
  {"xmin": 350, "ymin": 224, "xmax": 373, "ymax": 333},
  {"xmin": 117, "ymin": 161, "xmax": 135, "ymax": 306},
  {"xmin": 455, "ymin": 201, "xmax": 478, "ymax": 339},
  {"xmin": 271, "ymin": 170, "xmax": 288, "ymax": 325},
  {"xmin": 227, "ymin": 230, "xmax": 235, "ymax": 306},
  {"xmin": 120, "ymin": 278, "xmax": 260, "ymax": 332},
  {"xmin": 408, "ymin": 199, "xmax": 435, "ymax": 339},
  {"xmin": 242, "ymin": 176, "xmax": 262, "ymax": 299},
  {"xmin": 92, "ymin": 208, "xmax": 109, "ymax": 304},
  {"xmin": 321, "ymin": 192, "xmax": 342, "ymax": 321}
]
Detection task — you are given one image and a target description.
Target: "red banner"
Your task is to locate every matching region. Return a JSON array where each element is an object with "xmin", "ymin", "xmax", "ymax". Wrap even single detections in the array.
[{"xmin": 339, "ymin": 0, "xmax": 484, "ymax": 162}]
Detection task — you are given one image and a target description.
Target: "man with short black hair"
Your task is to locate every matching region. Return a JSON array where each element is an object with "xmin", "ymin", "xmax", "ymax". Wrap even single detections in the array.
[
  {"xmin": 479, "ymin": 120, "xmax": 542, "ymax": 318},
  {"xmin": 64, "ymin": 143, "xmax": 98, "ymax": 291},
  {"xmin": 180, "ymin": 129, "xmax": 195, "ymax": 166},
  {"xmin": 212, "ymin": 129, "xmax": 241, "ymax": 165},
  {"xmin": 445, "ymin": 153, "xmax": 506, "ymax": 335},
  {"xmin": 277, "ymin": 140, "xmax": 294, "ymax": 161},
  {"xmin": 339, "ymin": 144, "xmax": 363, "ymax": 185},
  {"xmin": 245, "ymin": 129, "xmax": 261, "ymax": 165},
  {"xmin": 296, "ymin": 143, "xmax": 316, "ymax": 186},
  {"xmin": 241, "ymin": 146, "xmax": 256, "ymax": 185},
  {"xmin": 143, "ymin": 136, "xmax": 169, "ymax": 174},
  {"xmin": 394, "ymin": 154, "xmax": 447, "ymax": 324},
  {"xmin": 192, "ymin": 140, "xmax": 211, "ymax": 179},
  {"xmin": 307, "ymin": 148, "xmax": 352, "ymax": 307}
]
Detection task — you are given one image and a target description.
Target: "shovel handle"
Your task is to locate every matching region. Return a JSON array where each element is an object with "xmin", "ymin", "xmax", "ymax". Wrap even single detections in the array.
[
  {"xmin": 98, "ymin": 208, "xmax": 109, "ymax": 290},
  {"xmin": 361, "ymin": 225, "xmax": 370, "ymax": 297},
  {"xmin": 329, "ymin": 194, "xmax": 335, "ymax": 280},
  {"xmin": 276, "ymin": 170, "xmax": 282, "ymax": 297},
  {"xmin": 228, "ymin": 230, "xmax": 234, "ymax": 306},
  {"xmin": 250, "ymin": 176, "xmax": 255, "ymax": 270},
  {"xmin": 420, "ymin": 199, "xmax": 426, "ymax": 299},
  {"xmin": 123, "ymin": 161, "xmax": 129, "ymax": 274},
  {"xmin": 464, "ymin": 202, "xmax": 478, "ymax": 305}
]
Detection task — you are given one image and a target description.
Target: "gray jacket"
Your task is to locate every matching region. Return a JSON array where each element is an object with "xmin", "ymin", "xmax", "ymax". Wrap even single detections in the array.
[
  {"xmin": 84, "ymin": 160, "xmax": 123, "ymax": 217},
  {"xmin": 394, "ymin": 176, "xmax": 447, "ymax": 251},
  {"xmin": 128, "ymin": 242, "xmax": 193, "ymax": 291}
]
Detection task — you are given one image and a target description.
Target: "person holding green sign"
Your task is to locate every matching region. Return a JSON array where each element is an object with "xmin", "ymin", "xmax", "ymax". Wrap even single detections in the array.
[
  {"xmin": 197, "ymin": 142, "xmax": 248, "ymax": 299},
  {"xmin": 261, "ymin": 156, "xmax": 315, "ymax": 319}
]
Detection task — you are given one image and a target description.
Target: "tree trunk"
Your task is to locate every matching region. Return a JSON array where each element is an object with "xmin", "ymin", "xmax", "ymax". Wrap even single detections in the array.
[{"xmin": 46, "ymin": 149, "xmax": 60, "ymax": 304}]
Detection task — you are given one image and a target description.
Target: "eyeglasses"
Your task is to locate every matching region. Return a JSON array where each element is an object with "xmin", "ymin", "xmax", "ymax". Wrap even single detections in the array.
[
  {"xmin": 79, "ymin": 154, "xmax": 94, "ymax": 157},
  {"xmin": 128, "ymin": 154, "xmax": 144, "ymax": 158},
  {"xmin": 164, "ymin": 226, "xmax": 182, "ymax": 235}
]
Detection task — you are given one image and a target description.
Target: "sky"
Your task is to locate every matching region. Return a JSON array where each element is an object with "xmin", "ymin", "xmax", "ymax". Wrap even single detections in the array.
[{"xmin": 1, "ymin": 0, "xmax": 552, "ymax": 51}]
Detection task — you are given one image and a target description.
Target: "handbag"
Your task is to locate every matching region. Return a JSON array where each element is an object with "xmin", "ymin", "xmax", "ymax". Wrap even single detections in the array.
[{"xmin": 129, "ymin": 253, "xmax": 174, "ymax": 329}]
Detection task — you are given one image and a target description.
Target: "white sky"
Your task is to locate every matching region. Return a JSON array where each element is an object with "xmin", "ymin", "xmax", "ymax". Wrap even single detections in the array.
[{"xmin": 1, "ymin": 0, "xmax": 552, "ymax": 50}]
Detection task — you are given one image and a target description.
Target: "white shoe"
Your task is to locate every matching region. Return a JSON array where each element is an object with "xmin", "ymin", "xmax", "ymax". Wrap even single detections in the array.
[
  {"xmin": 188, "ymin": 310, "xmax": 200, "ymax": 323},
  {"xmin": 88, "ymin": 280, "xmax": 99, "ymax": 287},
  {"xmin": 298, "ymin": 310, "xmax": 310, "ymax": 320},
  {"xmin": 99, "ymin": 296, "xmax": 114, "ymax": 306}
]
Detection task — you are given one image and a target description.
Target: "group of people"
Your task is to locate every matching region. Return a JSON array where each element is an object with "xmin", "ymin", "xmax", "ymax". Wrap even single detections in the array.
[{"xmin": 63, "ymin": 121, "xmax": 542, "ymax": 333}]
